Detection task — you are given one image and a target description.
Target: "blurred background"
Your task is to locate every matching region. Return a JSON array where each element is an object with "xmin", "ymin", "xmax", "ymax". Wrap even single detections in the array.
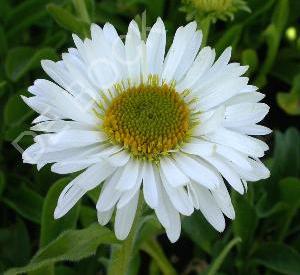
[{"xmin": 0, "ymin": 0, "xmax": 299, "ymax": 274}]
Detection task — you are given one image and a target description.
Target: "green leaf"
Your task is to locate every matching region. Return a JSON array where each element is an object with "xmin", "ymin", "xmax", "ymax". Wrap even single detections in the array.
[
  {"xmin": 182, "ymin": 212, "xmax": 218, "ymax": 254},
  {"xmin": 6, "ymin": 0, "xmax": 47, "ymax": 38},
  {"xmin": 253, "ymin": 243, "xmax": 300, "ymax": 275},
  {"xmin": 206, "ymin": 237, "xmax": 241, "ymax": 275},
  {"xmin": 3, "ymin": 183, "xmax": 43, "ymax": 224},
  {"xmin": 255, "ymin": 0, "xmax": 289, "ymax": 87},
  {"xmin": 72, "ymin": 0, "xmax": 91, "ymax": 23},
  {"xmin": 40, "ymin": 178, "xmax": 80, "ymax": 247},
  {"xmin": 4, "ymin": 93, "xmax": 32, "ymax": 126},
  {"xmin": 47, "ymin": 4, "xmax": 90, "ymax": 37},
  {"xmin": 0, "ymin": 24, "xmax": 7, "ymax": 57},
  {"xmin": 277, "ymin": 74, "xmax": 300, "ymax": 115},
  {"xmin": 279, "ymin": 177, "xmax": 300, "ymax": 206},
  {"xmin": 141, "ymin": 239, "xmax": 176, "ymax": 275},
  {"xmin": 215, "ymin": 24, "xmax": 243, "ymax": 54},
  {"xmin": 0, "ymin": 171, "xmax": 5, "ymax": 198},
  {"xmin": 232, "ymin": 194, "xmax": 258, "ymax": 247},
  {"xmin": 0, "ymin": 219, "xmax": 30, "ymax": 268},
  {"xmin": 241, "ymin": 49, "xmax": 258, "ymax": 76},
  {"xmin": 277, "ymin": 177, "xmax": 300, "ymax": 241},
  {"xmin": 270, "ymin": 128, "xmax": 300, "ymax": 181},
  {"xmin": 133, "ymin": 215, "xmax": 163, "ymax": 253},
  {"xmin": 5, "ymin": 47, "xmax": 57, "ymax": 81},
  {"xmin": 79, "ymin": 206, "xmax": 97, "ymax": 227},
  {"xmin": 5, "ymin": 224, "xmax": 117, "ymax": 275}
]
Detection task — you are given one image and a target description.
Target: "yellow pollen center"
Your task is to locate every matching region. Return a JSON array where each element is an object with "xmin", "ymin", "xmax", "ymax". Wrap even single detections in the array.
[{"xmin": 102, "ymin": 81, "xmax": 190, "ymax": 161}]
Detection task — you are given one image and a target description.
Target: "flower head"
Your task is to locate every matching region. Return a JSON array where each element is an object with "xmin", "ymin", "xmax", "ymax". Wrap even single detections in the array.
[
  {"xmin": 181, "ymin": 0, "xmax": 250, "ymax": 22},
  {"xmin": 22, "ymin": 18, "xmax": 270, "ymax": 242}
]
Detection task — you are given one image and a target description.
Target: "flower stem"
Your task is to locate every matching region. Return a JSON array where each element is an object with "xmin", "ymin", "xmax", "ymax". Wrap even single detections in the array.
[{"xmin": 108, "ymin": 196, "xmax": 144, "ymax": 275}]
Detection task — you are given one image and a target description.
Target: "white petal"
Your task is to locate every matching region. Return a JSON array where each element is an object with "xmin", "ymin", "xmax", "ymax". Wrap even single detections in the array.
[
  {"xmin": 97, "ymin": 207, "xmax": 114, "ymax": 225},
  {"xmin": 142, "ymin": 162, "xmax": 158, "ymax": 208},
  {"xmin": 115, "ymin": 158, "xmax": 140, "ymax": 191},
  {"xmin": 216, "ymin": 145, "xmax": 252, "ymax": 171},
  {"xmin": 160, "ymin": 170, "xmax": 194, "ymax": 216},
  {"xmin": 146, "ymin": 17, "xmax": 166, "ymax": 76},
  {"xmin": 34, "ymin": 130, "xmax": 106, "ymax": 151},
  {"xmin": 195, "ymin": 77, "xmax": 248, "ymax": 111},
  {"xmin": 162, "ymin": 22, "xmax": 200, "ymax": 82},
  {"xmin": 207, "ymin": 128, "xmax": 268, "ymax": 158},
  {"xmin": 204, "ymin": 155, "xmax": 244, "ymax": 194},
  {"xmin": 54, "ymin": 162, "xmax": 115, "ymax": 218},
  {"xmin": 117, "ymin": 169, "xmax": 142, "ymax": 208},
  {"xmin": 192, "ymin": 183, "xmax": 226, "ymax": 232},
  {"xmin": 225, "ymin": 91, "xmax": 264, "ymax": 105},
  {"xmin": 160, "ymin": 157, "xmax": 190, "ymax": 187},
  {"xmin": 193, "ymin": 106, "xmax": 225, "ymax": 135},
  {"xmin": 181, "ymin": 137, "xmax": 215, "ymax": 157},
  {"xmin": 125, "ymin": 20, "xmax": 142, "ymax": 84},
  {"xmin": 114, "ymin": 190, "xmax": 139, "ymax": 240},
  {"xmin": 224, "ymin": 103, "xmax": 269, "ymax": 127},
  {"xmin": 211, "ymin": 180, "xmax": 235, "ymax": 219},
  {"xmin": 107, "ymin": 150, "xmax": 130, "ymax": 167},
  {"xmin": 96, "ymin": 169, "xmax": 123, "ymax": 211},
  {"xmin": 31, "ymin": 120, "xmax": 94, "ymax": 132},
  {"xmin": 235, "ymin": 125, "xmax": 272, "ymax": 135},
  {"xmin": 232, "ymin": 158, "xmax": 270, "ymax": 181},
  {"xmin": 154, "ymin": 176, "xmax": 181, "ymax": 242},
  {"xmin": 177, "ymin": 46, "xmax": 215, "ymax": 91},
  {"xmin": 174, "ymin": 153, "xmax": 220, "ymax": 189}
]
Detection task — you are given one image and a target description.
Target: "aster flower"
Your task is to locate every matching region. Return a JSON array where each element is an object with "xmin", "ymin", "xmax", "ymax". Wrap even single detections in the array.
[{"xmin": 22, "ymin": 18, "xmax": 270, "ymax": 242}]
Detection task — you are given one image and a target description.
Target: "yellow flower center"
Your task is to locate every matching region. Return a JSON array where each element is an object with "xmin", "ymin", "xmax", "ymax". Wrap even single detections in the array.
[{"xmin": 102, "ymin": 79, "xmax": 191, "ymax": 161}]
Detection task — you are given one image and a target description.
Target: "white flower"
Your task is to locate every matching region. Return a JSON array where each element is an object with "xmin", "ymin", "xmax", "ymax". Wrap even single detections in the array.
[{"xmin": 22, "ymin": 18, "xmax": 270, "ymax": 243}]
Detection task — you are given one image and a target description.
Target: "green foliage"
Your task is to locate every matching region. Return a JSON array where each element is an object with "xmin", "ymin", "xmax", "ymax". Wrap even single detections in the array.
[
  {"xmin": 40, "ymin": 177, "xmax": 80, "ymax": 247},
  {"xmin": 5, "ymin": 224, "xmax": 117, "ymax": 275},
  {"xmin": 0, "ymin": 0, "xmax": 299, "ymax": 274},
  {"xmin": 277, "ymin": 74, "xmax": 300, "ymax": 115}
]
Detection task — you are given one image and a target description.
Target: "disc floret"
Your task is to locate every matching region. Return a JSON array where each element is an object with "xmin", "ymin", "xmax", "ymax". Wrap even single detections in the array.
[{"xmin": 102, "ymin": 78, "xmax": 191, "ymax": 161}]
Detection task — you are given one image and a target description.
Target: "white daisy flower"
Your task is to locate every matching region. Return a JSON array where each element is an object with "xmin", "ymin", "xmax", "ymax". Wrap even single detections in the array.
[{"xmin": 22, "ymin": 18, "xmax": 270, "ymax": 243}]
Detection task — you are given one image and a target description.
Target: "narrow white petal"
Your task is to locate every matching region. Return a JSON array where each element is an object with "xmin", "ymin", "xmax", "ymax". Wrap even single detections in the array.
[
  {"xmin": 174, "ymin": 153, "xmax": 220, "ymax": 189},
  {"xmin": 225, "ymin": 91, "xmax": 264, "ymax": 105},
  {"xmin": 117, "ymin": 169, "xmax": 142, "ymax": 208},
  {"xmin": 160, "ymin": 157, "xmax": 190, "ymax": 187},
  {"xmin": 177, "ymin": 46, "xmax": 215, "ymax": 91},
  {"xmin": 107, "ymin": 150, "xmax": 130, "ymax": 167},
  {"xmin": 34, "ymin": 130, "xmax": 106, "ymax": 151},
  {"xmin": 142, "ymin": 162, "xmax": 158, "ymax": 208},
  {"xmin": 181, "ymin": 137, "xmax": 215, "ymax": 157},
  {"xmin": 207, "ymin": 128, "xmax": 268, "ymax": 158},
  {"xmin": 54, "ymin": 162, "xmax": 115, "ymax": 218},
  {"xmin": 31, "ymin": 120, "xmax": 94, "ymax": 132},
  {"xmin": 235, "ymin": 125, "xmax": 272, "ymax": 135},
  {"xmin": 224, "ymin": 103, "xmax": 269, "ymax": 127},
  {"xmin": 193, "ymin": 106, "xmax": 225, "ymax": 135},
  {"xmin": 192, "ymin": 183, "xmax": 226, "ymax": 232},
  {"xmin": 115, "ymin": 159, "xmax": 140, "ymax": 191},
  {"xmin": 96, "ymin": 169, "xmax": 123, "ymax": 211},
  {"xmin": 160, "ymin": 169, "xmax": 193, "ymax": 215},
  {"xmin": 146, "ymin": 17, "xmax": 166, "ymax": 75},
  {"xmin": 204, "ymin": 155, "xmax": 244, "ymax": 194},
  {"xmin": 154, "ymin": 176, "xmax": 181, "ymax": 242},
  {"xmin": 114, "ymin": 190, "xmax": 139, "ymax": 240},
  {"xmin": 97, "ymin": 207, "xmax": 114, "ymax": 225},
  {"xmin": 125, "ymin": 20, "xmax": 142, "ymax": 84},
  {"xmin": 216, "ymin": 145, "xmax": 252, "ymax": 170},
  {"xmin": 162, "ymin": 22, "xmax": 199, "ymax": 82},
  {"xmin": 211, "ymin": 180, "xmax": 235, "ymax": 219}
]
